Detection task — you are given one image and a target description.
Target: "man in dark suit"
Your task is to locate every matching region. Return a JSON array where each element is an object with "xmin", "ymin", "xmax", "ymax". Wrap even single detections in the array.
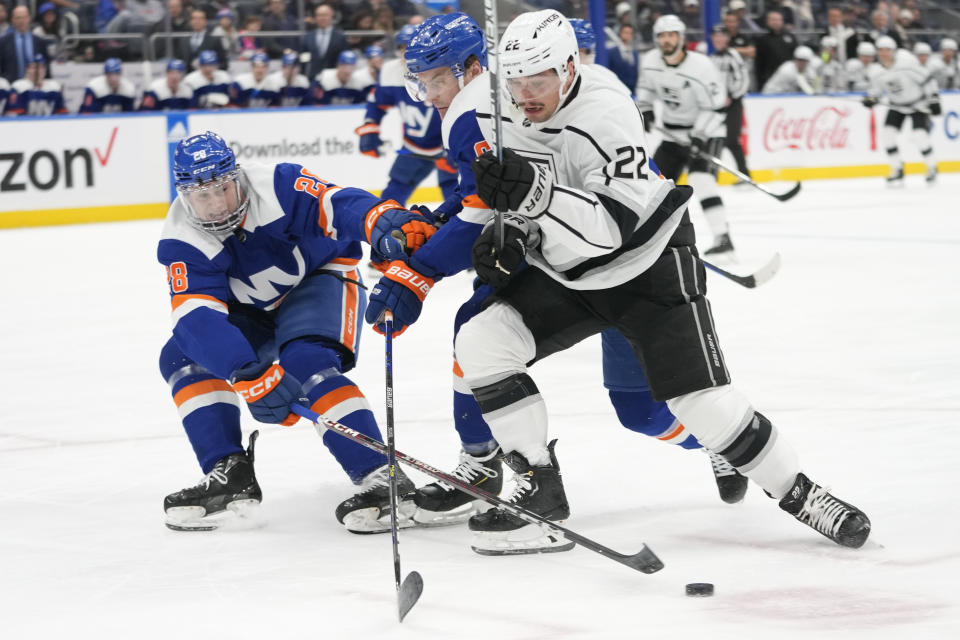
[
  {"xmin": 303, "ymin": 3, "xmax": 347, "ymax": 80},
  {"xmin": 0, "ymin": 5, "xmax": 48, "ymax": 83},
  {"xmin": 261, "ymin": 0, "xmax": 299, "ymax": 58},
  {"xmin": 754, "ymin": 9, "xmax": 797, "ymax": 90},
  {"xmin": 176, "ymin": 8, "xmax": 228, "ymax": 70}
]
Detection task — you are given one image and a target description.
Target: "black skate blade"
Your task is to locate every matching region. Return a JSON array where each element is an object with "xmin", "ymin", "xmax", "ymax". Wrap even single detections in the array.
[
  {"xmin": 471, "ymin": 541, "xmax": 576, "ymax": 556},
  {"xmin": 165, "ymin": 522, "xmax": 218, "ymax": 532},
  {"xmin": 397, "ymin": 571, "xmax": 423, "ymax": 622}
]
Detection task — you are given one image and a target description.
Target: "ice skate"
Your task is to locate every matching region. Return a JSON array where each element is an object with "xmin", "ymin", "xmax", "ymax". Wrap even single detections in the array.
[
  {"xmin": 925, "ymin": 165, "xmax": 938, "ymax": 184},
  {"xmin": 885, "ymin": 167, "xmax": 904, "ymax": 187},
  {"xmin": 413, "ymin": 447, "xmax": 502, "ymax": 525},
  {"xmin": 335, "ymin": 463, "xmax": 417, "ymax": 534},
  {"xmin": 778, "ymin": 472, "xmax": 871, "ymax": 548},
  {"xmin": 469, "ymin": 440, "xmax": 574, "ymax": 555},
  {"xmin": 164, "ymin": 431, "xmax": 262, "ymax": 531},
  {"xmin": 705, "ymin": 449, "xmax": 748, "ymax": 504},
  {"xmin": 704, "ymin": 233, "xmax": 735, "ymax": 259}
]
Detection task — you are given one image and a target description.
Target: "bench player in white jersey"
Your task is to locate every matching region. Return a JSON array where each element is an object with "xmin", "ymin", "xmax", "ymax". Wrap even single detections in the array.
[
  {"xmin": 452, "ymin": 11, "xmax": 870, "ymax": 555},
  {"xmin": 637, "ymin": 15, "xmax": 736, "ymax": 258},
  {"xmin": 845, "ymin": 41, "xmax": 878, "ymax": 91},
  {"xmin": 863, "ymin": 36, "xmax": 940, "ymax": 185},
  {"xmin": 933, "ymin": 39, "xmax": 958, "ymax": 90},
  {"xmin": 913, "ymin": 42, "xmax": 952, "ymax": 94},
  {"xmin": 815, "ymin": 36, "xmax": 845, "ymax": 93},
  {"xmin": 762, "ymin": 45, "xmax": 817, "ymax": 95}
]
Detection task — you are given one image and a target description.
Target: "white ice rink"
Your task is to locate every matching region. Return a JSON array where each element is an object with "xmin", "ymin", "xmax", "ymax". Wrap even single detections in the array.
[{"xmin": 1, "ymin": 175, "xmax": 958, "ymax": 639}]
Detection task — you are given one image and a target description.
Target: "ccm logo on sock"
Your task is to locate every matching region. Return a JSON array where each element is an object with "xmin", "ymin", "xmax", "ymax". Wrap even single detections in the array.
[
  {"xmin": 233, "ymin": 364, "xmax": 284, "ymax": 402},
  {"xmin": 386, "ymin": 262, "xmax": 433, "ymax": 300}
]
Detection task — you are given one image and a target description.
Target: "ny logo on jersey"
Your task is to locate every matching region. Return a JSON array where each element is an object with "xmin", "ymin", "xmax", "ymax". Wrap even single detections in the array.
[
  {"xmin": 229, "ymin": 246, "xmax": 306, "ymax": 308},
  {"xmin": 26, "ymin": 100, "xmax": 54, "ymax": 116},
  {"xmin": 398, "ymin": 102, "xmax": 432, "ymax": 138}
]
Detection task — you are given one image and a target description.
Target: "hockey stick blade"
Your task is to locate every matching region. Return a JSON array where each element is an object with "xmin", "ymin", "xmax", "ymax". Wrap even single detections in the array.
[
  {"xmin": 290, "ymin": 404, "xmax": 664, "ymax": 574},
  {"xmin": 398, "ymin": 571, "xmax": 423, "ymax": 622},
  {"xmin": 768, "ymin": 180, "xmax": 801, "ymax": 202},
  {"xmin": 704, "ymin": 252, "xmax": 781, "ymax": 289}
]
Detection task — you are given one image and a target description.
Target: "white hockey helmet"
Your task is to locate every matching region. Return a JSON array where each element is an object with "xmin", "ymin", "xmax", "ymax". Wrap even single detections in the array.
[
  {"xmin": 653, "ymin": 14, "xmax": 686, "ymax": 38},
  {"xmin": 793, "ymin": 45, "xmax": 814, "ymax": 61},
  {"xmin": 499, "ymin": 10, "xmax": 580, "ymax": 122},
  {"xmin": 941, "ymin": 38, "xmax": 958, "ymax": 52},
  {"xmin": 820, "ymin": 35, "xmax": 838, "ymax": 50},
  {"xmin": 875, "ymin": 35, "xmax": 897, "ymax": 51},
  {"xmin": 857, "ymin": 41, "xmax": 877, "ymax": 57},
  {"xmin": 913, "ymin": 42, "xmax": 932, "ymax": 56}
]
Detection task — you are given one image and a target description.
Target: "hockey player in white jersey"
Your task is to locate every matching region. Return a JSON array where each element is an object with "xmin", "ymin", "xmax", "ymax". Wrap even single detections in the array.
[
  {"xmin": 637, "ymin": 15, "xmax": 736, "ymax": 258},
  {"xmin": 815, "ymin": 36, "xmax": 845, "ymax": 93},
  {"xmin": 845, "ymin": 41, "xmax": 878, "ymax": 91},
  {"xmin": 863, "ymin": 36, "xmax": 939, "ymax": 185},
  {"xmin": 454, "ymin": 10, "xmax": 871, "ymax": 555},
  {"xmin": 933, "ymin": 39, "xmax": 958, "ymax": 90},
  {"xmin": 762, "ymin": 45, "xmax": 817, "ymax": 95},
  {"xmin": 914, "ymin": 42, "xmax": 953, "ymax": 92}
]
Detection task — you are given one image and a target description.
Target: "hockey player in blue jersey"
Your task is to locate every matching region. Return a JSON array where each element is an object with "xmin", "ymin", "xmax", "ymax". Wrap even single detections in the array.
[
  {"xmin": 314, "ymin": 50, "xmax": 369, "ymax": 105},
  {"xmin": 271, "ymin": 52, "xmax": 313, "ymax": 107},
  {"xmin": 362, "ymin": 13, "xmax": 747, "ymax": 528},
  {"xmin": 229, "ymin": 52, "xmax": 281, "ymax": 108},
  {"xmin": 354, "ymin": 23, "xmax": 458, "ymax": 208},
  {"xmin": 4, "ymin": 55, "xmax": 67, "ymax": 116},
  {"xmin": 78, "ymin": 58, "xmax": 136, "ymax": 113},
  {"xmin": 185, "ymin": 50, "xmax": 232, "ymax": 109},
  {"xmin": 140, "ymin": 59, "xmax": 193, "ymax": 111},
  {"xmin": 158, "ymin": 131, "xmax": 437, "ymax": 532}
]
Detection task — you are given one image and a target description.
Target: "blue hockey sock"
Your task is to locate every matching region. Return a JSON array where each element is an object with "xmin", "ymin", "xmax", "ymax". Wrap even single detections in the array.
[
  {"xmin": 609, "ymin": 390, "xmax": 702, "ymax": 450},
  {"xmin": 453, "ymin": 390, "xmax": 497, "ymax": 455}
]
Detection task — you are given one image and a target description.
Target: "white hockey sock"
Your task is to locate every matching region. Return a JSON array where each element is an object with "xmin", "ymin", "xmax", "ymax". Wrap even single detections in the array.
[
  {"xmin": 912, "ymin": 128, "xmax": 936, "ymax": 169},
  {"xmin": 482, "ymin": 390, "xmax": 550, "ymax": 466},
  {"xmin": 881, "ymin": 125, "xmax": 902, "ymax": 171},
  {"xmin": 688, "ymin": 171, "xmax": 729, "ymax": 239}
]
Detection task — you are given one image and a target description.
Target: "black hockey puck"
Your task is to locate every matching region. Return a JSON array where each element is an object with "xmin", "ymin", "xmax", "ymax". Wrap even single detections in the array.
[{"xmin": 685, "ymin": 583, "xmax": 714, "ymax": 597}]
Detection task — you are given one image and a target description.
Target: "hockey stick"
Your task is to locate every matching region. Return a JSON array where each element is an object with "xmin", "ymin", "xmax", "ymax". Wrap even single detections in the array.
[
  {"xmin": 656, "ymin": 127, "xmax": 801, "ymax": 202},
  {"xmin": 290, "ymin": 404, "xmax": 664, "ymax": 574},
  {"xmin": 703, "ymin": 252, "xmax": 781, "ymax": 289},
  {"xmin": 383, "ymin": 310, "xmax": 423, "ymax": 622},
  {"xmin": 482, "ymin": 0, "xmax": 505, "ymax": 253}
]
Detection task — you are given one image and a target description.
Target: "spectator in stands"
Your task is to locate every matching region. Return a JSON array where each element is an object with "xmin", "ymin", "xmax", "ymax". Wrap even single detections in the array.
[
  {"xmin": 262, "ymin": 0, "xmax": 299, "ymax": 58},
  {"xmin": 4, "ymin": 54, "xmax": 66, "ymax": 115},
  {"xmin": 680, "ymin": 0, "xmax": 702, "ymax": 34},
  {"xmin": 0, "ymin": 75, "xmax": 9, "ymax": 113},
  {"xmin": 168, "ymin": 0, "xmax": 190, "ymax": 32},
  {"xmin": 754, "ymin": 9, "xmax": 798, "ymax": 90},
  {"xmin": 724, "ymin": 9, "xmax": 755, "ymax": 60},
  {"xmin": 313, "ymin": 49, "xmax": 367, "ymax": 104},
  {"xmin": 33, "ymin": 3, "xmax": 61, "ymax": 62},
  {"xmin": 230, "ymin": 52, "xmax": 281, "ymax": 107},
  {"xmin": 177, "ymin": 8, "xmax": 228, "ymax": 69},
  {"xmin": 95, "ymin": 0, "xmax": 120, "ymax": 33},
  {"xmin": 728, "ymin": 0, "xmax": 762, "ymax": 34},
  {"xmin": 825, "ymin": 3, "xmax": 855, "ymax": 62},
  {"xmin": 212, "ymin": 8, "xmax": 240, "ymax": 59},
  {"xmin": 372, "ymin": 4, "xmax": 394, "ymax": 35},
  {"xmin": 867, "ymin": 8, "xmax": 900, "ymax": 49},
  {"xmin": 272, "ymin": 50, "xmax": 312, "ymax": 106},
  {"xmin": 238, "ymin": 14, "xmax": 264, "ymax": 60},
  {"xmin": 79, "ymin": 57, "xmax": 136, "ymax": 112},
  {"xmin": 184, "ymin": 49, "xmax": 231, "ymax": 107},
  {"xmin": 105, "ymin": 0, "xmax": 166, "ymax": 41},
  {"xmin": 843, "ymin": 2, "xmax": 869, "ymax": 31},
  {"xmin": 304, "ymin": 3, "xmax": 347, "ymax": 79},
  {"xmin": 0, "ymin": 5, "xmax": 11, "ymax": 38},
  {"xmin": 347, "ymin": 11, "xmax": 379, "ymax": 49},
  {"xmin": 892, "ymin": 9, "xmax": 918, "ymax": 49},
  {"xmin": 0, "ymin": 6, "xmax": 46, "ymax": 83},
  {"xmin": 606, "ymin": 22, "xmax": 639, "ymax": 94},
  {"xmin": 762, "ymin": 45, "xmax": 816, "ymax": 94},
  {"xmin": 140, "ymin": 58, "xmax": 193, "ymax": 110},
  {"xmin": 764, "ymin": 0, "xmax": 794, "ymax": 29}
]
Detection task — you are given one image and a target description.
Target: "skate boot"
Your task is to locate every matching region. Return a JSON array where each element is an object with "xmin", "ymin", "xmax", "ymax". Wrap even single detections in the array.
[
  {"xmin": 704, "ymin": 233, "xmax": 735, "ymax": 258},
  {"xmin": 925, "ymin": 165, "xmax": 938, "ymax": 184},
  {"xmin": 335, "ymin": 464, "xmax": 417, "ymax": 534},
  {"xmin": 778, "ymin": 473, "xmax": 871, "ymax": 548},
  {"xmin": 886, "ymin": 167, "xmax": 905, "ymax": 187},
  {"xmin": 413, "ymin": 447, "xmax": 502, "ymax": 525},
  {"xmin": 164, "ymin": 430, "xmax": 262, "ymax": 531},
  {"xmin": 468, "ymin": 440, "xmax": 574, "ymax": 555},
  {"xmin": 706, "ymin": 449, "xmax": 748, "ymax": 504}
]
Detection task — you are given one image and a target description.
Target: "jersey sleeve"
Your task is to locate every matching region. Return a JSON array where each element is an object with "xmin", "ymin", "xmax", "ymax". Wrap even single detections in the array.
[
  {"xmin": 363, "ymin": 84, "xmax": 398, "ymax": 123},
  {"xmin": 78, "ymin": 87, "xmax": 101, "ymax": 114},
  {"xmin": 635, "ymin": 53, "xmax": 657, "ymax": 112},
  {"xmin": 157, "ymin": 240, "xmax": 258, "ymax": 380}
]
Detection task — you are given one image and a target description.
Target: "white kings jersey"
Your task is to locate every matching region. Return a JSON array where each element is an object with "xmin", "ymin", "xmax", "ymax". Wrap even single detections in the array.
[
  {"xmin": 921, "ymin": 56, "xmax": 951, "ymax": 90},
  {"xmin": 844, "ymin": 58, "xmax": 880, "ymax": 91},
  {"xmin": 710, "ymin": 48, "xmax": 750, "ymax": 100},
  {"xmin": 814, "ymin": 58, "xmax": 845, "ymax": 93},
  {"xmin": 761, "ymin": 60, "xmax": 816, "ymax": 95},
  {"xmin": 470, "ymin": 65, "xmax": 682, "ymax": 289},
  {"xmin": 931, "ymin": 53, "xmax": 958, "ymax": 90},
  {"xmin": 637, "ymin": 49, "xmax": 726, "ymax": 142},
  {"xmin": 868, "ymin": 50, "xmax": 938, "ymax": 113}
]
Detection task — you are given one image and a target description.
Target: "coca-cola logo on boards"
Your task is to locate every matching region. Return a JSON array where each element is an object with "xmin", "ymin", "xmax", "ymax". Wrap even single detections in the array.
[{"xmin": 763, "ymin": 105, "xmax": 851, "ymax": 152}]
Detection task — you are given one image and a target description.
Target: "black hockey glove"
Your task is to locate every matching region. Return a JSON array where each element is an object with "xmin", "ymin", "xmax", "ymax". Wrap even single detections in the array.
[
  {"xmin": 930, "ymin": 101, "xmax": 942, "ymax": 116},
  {"xmin": 862, "ymin": 96, "xmax": 878, "ymax": 108},
  {"xmin": 642, "ymin": 110, "xmax": 655, "ymax": 134},
  {"xmin": 472, "ymin": 148, "xmax": 553, "ymax": 218},
  {"xmin": 689, "ymin": 136, "xmax": 706, "ymax": 156},
  {"xmin": 471, "ymin": 214, "xmax": 538, "ymax": 289}
]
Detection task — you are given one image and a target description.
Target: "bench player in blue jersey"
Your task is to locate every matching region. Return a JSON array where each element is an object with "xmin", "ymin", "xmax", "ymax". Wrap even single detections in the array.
[
  {"xmin": 140, "ymin": 59, "xmax": 193, "ymax": 111},
  {"xmin": 78, "ymin": 58, "xmax": 136, "ymax": 113},
  {"xmin": 229, "ymin": 52, "xmax": 282, "ymax": 108},
  {"xmin": 4, "ymin": 54, "xmax": 67, "ymax": 116},
  {"xmin": 361, "ymin": 13, "xmax": 747, "ymax": 528},
  {"xmin": 313, "ymin": 50, "xmax": 369, "ymax": 105},
  {"xmin": 271, "ymin": 52, "xmax": 313, "ymax": 107},
  {"xmin": 158, "ymin": 132, "xmax": 436, "ymax": 532},
  {"xmin": 355, "ymin": 24, "xmax": 458, "ymax": 209}
]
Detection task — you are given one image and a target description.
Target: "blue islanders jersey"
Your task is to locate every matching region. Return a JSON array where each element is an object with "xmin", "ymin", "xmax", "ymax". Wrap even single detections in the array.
[
  {"xmin": 0, "ymin": 77, "xmax": 9, "ymax": 114},
  {"xmin": 363, "ymin": 58, "xmax": 444, "ymax": 157},
  {"xmin": 4, "ymin": 78, "xmax": 67, "ymax": 116},
  {"xmin": 157, "ymin": 162, "xmax": 397, "ymax": 380},
  {"xmin": 268, "ymin": 71, "xmax": 313, "ymax": 107},
  {"xmin": 408, "ymin": 73, "xmax": 496, "ymax": 277},
  {"xmin": 78, "ymin": 75, "xmax": 136, "ymax": 113},
  {"xmin": 139, "ymin": 77, "xmax": 193, "ymax": 111},
  {"xmin": 184, "ymin": 69, "xmax": 232, "ymax": 108},
  {"xmin": 229, "ymin": 72, "xmax": 282, "ymax": 108},
  {"xmin": 313, "ymin": 68, "xmax": 369, "ymax": 105}
]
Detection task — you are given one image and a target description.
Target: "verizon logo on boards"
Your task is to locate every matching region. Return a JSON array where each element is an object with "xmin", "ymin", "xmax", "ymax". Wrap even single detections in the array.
[
  {"xmin": 0, "ymin": 126, "xmax": 118, "ymax": 192},
  {"xmin": 762, "ymin": 106, "xmax": 851, "ymax": 152}
]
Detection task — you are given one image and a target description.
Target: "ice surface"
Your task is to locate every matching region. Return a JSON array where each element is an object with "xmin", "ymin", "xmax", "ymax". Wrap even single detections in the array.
[{"xmin": 1, "ymin": 176, "xmax": 958, "ymax": 639}]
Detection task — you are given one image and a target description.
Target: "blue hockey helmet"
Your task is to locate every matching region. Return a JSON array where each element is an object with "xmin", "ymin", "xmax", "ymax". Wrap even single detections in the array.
[
  {"xmin": 403, "ymin": 13, "xmax": 487, "ymax": 101},
  {"xmin": 396, "ymin": 24, "xmax": 419, "ymax": 48},
  {"xmin": 173, "ymin": 132, "xmax": 248, "ymax": 233},
  {"xmin": 568, "ymin": 19, "xmax": 596, "ymax": 53},
  {"xmin": 167, "ymin": 58, "xmax": 186, "ymax": 73},
  {"xmin": 104, "ymin": 57, "xmax": 123, "ymax": 74},
  {"xmin": 365, "ymin": 44, "xmax": 384, "ymax": 59},
  {"xmin": 251, "ymin": 52, "xmax": 270, "ymax": 66},
  {"xmin": 338, "ymin": 50, "xmax": 358, "ymax": 66},
  {"xmin": 281, "ymin": 51, "xmax": 299, "ymax": 67},
  {"xmin": 197, "ymin": 49, "xmax": 219, "ymax": 66}
]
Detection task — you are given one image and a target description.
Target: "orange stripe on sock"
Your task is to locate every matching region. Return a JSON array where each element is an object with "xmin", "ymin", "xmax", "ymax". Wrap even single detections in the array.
[
  {"xmin": 657, "ymin": 422, "xmax": 685, "ymax": 441},
  {"xmin": 311, "ymin": 385, "xmax": 365, "ymax": 415},
  {"xmin": 173, "ymin": 379, "xmax": 233, "ymax": 407}
]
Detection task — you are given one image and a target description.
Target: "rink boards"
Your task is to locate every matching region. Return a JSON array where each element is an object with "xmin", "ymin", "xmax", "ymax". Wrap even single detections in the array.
[{"xmin": 1, "ymin": 91, "xmax": 958, "ymax": 228}]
